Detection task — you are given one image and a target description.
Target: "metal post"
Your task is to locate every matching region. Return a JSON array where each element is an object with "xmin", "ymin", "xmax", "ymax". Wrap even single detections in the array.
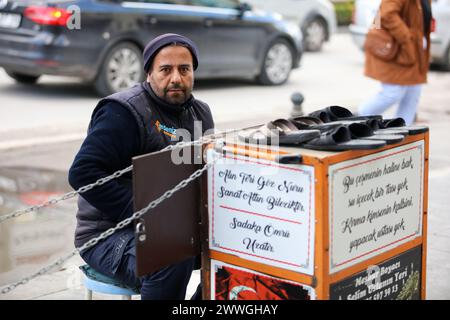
[
  {"xmin": 290, "ymin": 92, "xmax": 305, "ymax": 117},
  {"xmin": 85, "ymin": 288, "xmax": 92, "ymax": 300}
]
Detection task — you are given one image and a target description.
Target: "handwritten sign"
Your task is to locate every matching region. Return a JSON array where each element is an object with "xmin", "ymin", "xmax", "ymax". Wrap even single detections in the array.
[
  {"xmin": 207, "ymin": 150, "xmax": 315, "ymax": 275},
  {"xmin": 329, "ymin": 141, "xmax": 424, "ymax": 273},
  {"xmin": 330, "ymin": 246, "xmax": 422, "ymax": 300}
]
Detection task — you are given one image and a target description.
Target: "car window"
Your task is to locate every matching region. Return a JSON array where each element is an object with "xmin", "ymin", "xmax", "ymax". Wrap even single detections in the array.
[{"xmin": 188, "ymin": 0, "xmax": 241, "ymax": 9}]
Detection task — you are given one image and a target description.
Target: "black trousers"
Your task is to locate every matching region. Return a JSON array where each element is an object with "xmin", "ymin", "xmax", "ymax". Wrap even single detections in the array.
[{"xmin": 80, "ymin": 227, "xmax": 200, "ymax": 300}]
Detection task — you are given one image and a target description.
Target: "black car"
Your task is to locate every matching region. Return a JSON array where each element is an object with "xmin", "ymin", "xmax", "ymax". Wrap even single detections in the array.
[{"xmin": 0, "ymin": 0, "xmax": 303, "ymax": 96}]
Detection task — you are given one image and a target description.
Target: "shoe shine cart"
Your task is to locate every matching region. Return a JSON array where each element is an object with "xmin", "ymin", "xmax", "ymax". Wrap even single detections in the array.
[{"xmin": 132, "ymin": 130, "xmax": 429, "ymax": 300}]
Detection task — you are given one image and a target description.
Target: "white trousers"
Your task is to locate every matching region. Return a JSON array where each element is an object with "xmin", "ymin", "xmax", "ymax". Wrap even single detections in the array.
[{"xmin": 358, "ymin": 83, "xmax": 422, "ymax": 125}]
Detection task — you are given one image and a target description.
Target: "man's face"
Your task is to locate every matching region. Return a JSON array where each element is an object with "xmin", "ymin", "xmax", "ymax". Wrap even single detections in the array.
[{"xmin": 147, "ymin": 45, "xmax": 194, "ymax": 105}]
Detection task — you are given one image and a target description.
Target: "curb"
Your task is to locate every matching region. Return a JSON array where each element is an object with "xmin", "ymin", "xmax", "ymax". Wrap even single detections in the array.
[{"xmin": 0, "ymin": 133, "xmax": 86, "ymax": 151}]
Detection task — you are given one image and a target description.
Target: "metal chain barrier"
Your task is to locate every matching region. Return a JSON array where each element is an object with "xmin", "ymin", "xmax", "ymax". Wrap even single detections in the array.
[
  {"xmin": 0, "ymin": 128, "xmax": 238, "ymax": 294},
  {"xmin": 0, "ymin": 165, "xmax": 133, "ymax": 223},
  {"xmin": 0, "ymin": 155, "xmax": 220, "ymax": 295},
  {"xmin": 0, "ymin": 128, "xmax": 238, "ymax": 223}
]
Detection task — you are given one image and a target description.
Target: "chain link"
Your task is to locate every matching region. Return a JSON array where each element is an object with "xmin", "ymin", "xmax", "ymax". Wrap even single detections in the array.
[
  {"xmin": 0, "ymin": 129, "xmax": 237, "ymax": 223},
  {"xmin": 0, "ymin": 157, "xmax": 219, "ymax": 295},
  {"xmin": 0, "ymin": 129, "xmax": 238, "ymax": 294},
  {"xmin": 0, "ymin": 167, "xmax": 135, "ymax": 223}
]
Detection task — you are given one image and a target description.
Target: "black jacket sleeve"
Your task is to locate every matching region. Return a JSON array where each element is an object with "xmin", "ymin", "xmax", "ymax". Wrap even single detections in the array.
[{"xmin": 68, "ymin": 102, "xmax": 140, "ymax": 222}]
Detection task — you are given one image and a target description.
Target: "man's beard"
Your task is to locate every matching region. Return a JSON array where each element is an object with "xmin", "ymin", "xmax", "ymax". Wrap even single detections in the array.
[{"xmin": 164, "ymin": 84, "xmax": 192, "ymax": 104}]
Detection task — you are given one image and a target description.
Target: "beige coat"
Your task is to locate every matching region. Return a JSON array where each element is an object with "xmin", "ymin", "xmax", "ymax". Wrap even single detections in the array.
[{"xmin": 364, "ymin": 0, "xmax": 431, "ymax": 85}]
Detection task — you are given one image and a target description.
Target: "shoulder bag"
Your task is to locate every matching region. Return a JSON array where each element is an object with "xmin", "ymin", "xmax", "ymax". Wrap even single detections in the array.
[{"xmin": 364, "ymin": 9, "xmax": 399, "ymax": 61}]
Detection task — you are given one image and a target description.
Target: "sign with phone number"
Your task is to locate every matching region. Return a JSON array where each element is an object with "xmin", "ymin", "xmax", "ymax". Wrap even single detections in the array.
[{"xmin": 330, "ymin": 246, "xmax": 422, "ymax": 300}]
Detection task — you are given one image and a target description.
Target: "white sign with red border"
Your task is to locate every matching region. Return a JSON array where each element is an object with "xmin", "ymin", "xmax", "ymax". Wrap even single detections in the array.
[
  {"xmin": 329, "ymin": 140, "xmax": 424, "ymax": 273},
  {"xmin": 207, "ymin": 149, "xmax": 315, "ymax": 275}
]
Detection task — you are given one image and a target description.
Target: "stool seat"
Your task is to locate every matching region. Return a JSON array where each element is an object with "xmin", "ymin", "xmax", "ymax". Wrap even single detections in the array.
[{"xmin": 79, "ymin": 264, "xmax": 139, "ymax": 300}]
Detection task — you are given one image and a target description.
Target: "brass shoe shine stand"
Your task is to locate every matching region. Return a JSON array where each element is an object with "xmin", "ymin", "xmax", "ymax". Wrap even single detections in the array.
[{"xmin": 132, "ymin": 130, "xmax": 429, "ymax": 300}]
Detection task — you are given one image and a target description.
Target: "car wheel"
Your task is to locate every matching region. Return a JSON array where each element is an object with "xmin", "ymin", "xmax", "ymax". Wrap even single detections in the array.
[
  {"xmin": 258, "ymin": 38, "xmax": 294, "ymax": 86},
  {"xmin": 5, "ymin": 70, "xmax": 40, "ymax": 84},
  {"xmin": 94, "ymin": 42, "xmax": 144, "ymax": 97},
  {"xmin": 303, "ymin": 18, "xmax": 327, "ymax": 52}
]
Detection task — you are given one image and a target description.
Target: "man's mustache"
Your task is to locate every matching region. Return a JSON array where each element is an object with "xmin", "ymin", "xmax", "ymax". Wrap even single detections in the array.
[{"xmin": 165, "ymin": 84, "xmax": 185, "ymax": 92}]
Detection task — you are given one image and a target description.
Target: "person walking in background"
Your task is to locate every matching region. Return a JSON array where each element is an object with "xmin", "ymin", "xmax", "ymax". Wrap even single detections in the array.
[{"xmin": 358, "ymin": 0, "xmax": 433, "ymax": 125}]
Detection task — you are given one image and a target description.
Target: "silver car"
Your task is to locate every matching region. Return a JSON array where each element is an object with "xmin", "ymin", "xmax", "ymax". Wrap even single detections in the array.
[
  {"xmin": 246, "ymin": 0, "xmax": 337, "ymax": 52},
  {"xmin": 350, "ymin": 0, "xmax": 450, "ymax": 70}
]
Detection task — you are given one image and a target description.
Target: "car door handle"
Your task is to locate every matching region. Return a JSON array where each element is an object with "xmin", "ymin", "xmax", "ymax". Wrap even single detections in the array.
[
  {"xmin": 204, "ymin": 19, "xmax": 213, "ymax": 28},
  {"xmin": 146, "ymin": 16, "xmax": 158, "ymax": 25}
]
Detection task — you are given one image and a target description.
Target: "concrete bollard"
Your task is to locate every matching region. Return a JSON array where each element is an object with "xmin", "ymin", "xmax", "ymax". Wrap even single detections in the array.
[{"xmin": 290, "ymin": 92, "xmax": 305, "ymax": 117}]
